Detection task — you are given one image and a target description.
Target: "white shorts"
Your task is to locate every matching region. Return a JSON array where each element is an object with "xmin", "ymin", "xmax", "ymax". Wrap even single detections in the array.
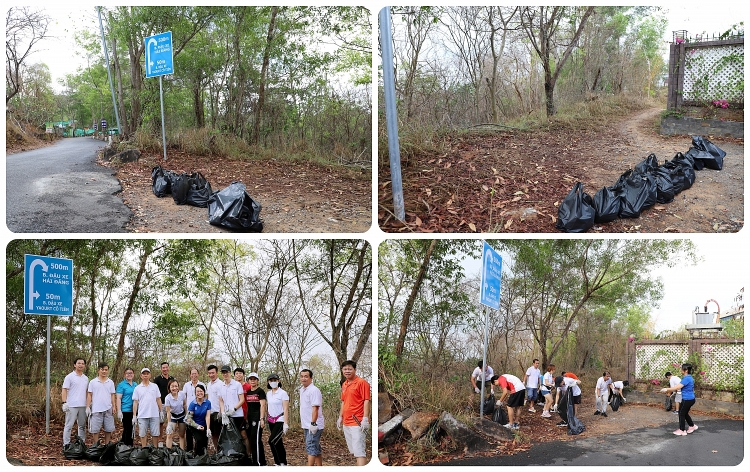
[
  {"xmin": 138, "ymin": 417, "xmax": 161, "ymax": 437},
  {"xmin": 343, "ymin": 425, "xmax": 366, "ymax": 457}
]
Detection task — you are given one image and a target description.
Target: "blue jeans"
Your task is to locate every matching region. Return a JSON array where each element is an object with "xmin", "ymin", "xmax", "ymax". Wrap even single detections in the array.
[{"xmin": 303, "ymin": 428, "xmax": 323, "ymax": 456}]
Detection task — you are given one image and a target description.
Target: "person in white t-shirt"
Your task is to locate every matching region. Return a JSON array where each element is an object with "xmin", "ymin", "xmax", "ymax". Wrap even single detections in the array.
[
  {"xmin": 540, "ymin": 364, "xmax": 556, "ymax": 418},
  {"xmin": 86, "ymin": 362, "xmax": 117, "ymax": 445},
  {"xmin": 205, "ymin": 364, "xmax": 223, "ymax": 450},
  {"xmin": 594, "ymin": 371, "xmax": 612, "ymax": 417},
  {"xmin": 61, "ymin": 357, "xmax": 89, "ymax": 445},
  {"xmin": 554, "ymin": 375, "xmax": 582, "ymax": 426},
  {"xmin": 522, "ymin": 359, "xmax": 542, "ymax": 413},
  {"xmin": 132, "ymin": 367, "xmax": 164, "ymax": 447},
  {"xmin": 610, "ymin": 380, "xmax": 627, "ymax": 403},
  {"xmin": 665, "ymin": 372, "xmax": 682, "ymax": 414},
  {"xmin": 470, "ymin": 361, "xmax": 495, "ymax": 395},
  {"xmin": 300, "ymin": 369, "xmax": 325, "ymax": 466},
  {"xmin": 218, "ymin": 365, "xmax": 246, "ymax": 454},
  {"xmin": 165, "ymin": 379, "xmax": 188, "ymax": 449}
]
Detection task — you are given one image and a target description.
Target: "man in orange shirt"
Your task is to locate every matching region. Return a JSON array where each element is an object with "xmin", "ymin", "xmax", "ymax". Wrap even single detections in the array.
[{"xmin": 337, "ymin": 360, "xmax": 370, "ymax": 466}]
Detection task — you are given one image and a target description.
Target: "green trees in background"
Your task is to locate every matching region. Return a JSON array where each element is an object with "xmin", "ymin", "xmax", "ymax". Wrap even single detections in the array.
[
  {"xmin": 5, "ymin": 239, "xmax": 372, "ymax": 387},
  {"xmin": 378, "ymin": 239, "xmax": 695, "ymax": 409},
  {"xmin": 6, "ymin": 6, "xmax": 371, "ymax": 161}
]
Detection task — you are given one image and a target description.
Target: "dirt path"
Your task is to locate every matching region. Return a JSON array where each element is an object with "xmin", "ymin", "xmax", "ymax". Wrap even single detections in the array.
[
  {"xmin": 378, "ymin": 106, "xmax": 743, "ymax": 233},
  {"xmin": 113, "ymin": 152, "xmax": 371, "ymax": 233}
]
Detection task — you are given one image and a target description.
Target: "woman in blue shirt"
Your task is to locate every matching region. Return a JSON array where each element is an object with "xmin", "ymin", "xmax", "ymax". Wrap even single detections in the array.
[
  {"xmin": 661, "ymin": 363, "xmax": 697, "ymax": 436},
  {"xmin": 115, "ymin": 368, "xmax": 137, "ymax": 445},
  {"xmin": 185, "ymin": 384, "xmax": 212, "ymax": 455}
]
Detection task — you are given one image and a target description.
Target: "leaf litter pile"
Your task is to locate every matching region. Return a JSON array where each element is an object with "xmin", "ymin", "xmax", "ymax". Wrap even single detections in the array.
[{"xmin": 378, "ymin": 108, "xmax": 743, "ymax": 233}]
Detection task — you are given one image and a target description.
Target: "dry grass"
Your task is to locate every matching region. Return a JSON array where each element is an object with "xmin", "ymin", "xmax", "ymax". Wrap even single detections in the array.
[{"xmin": 6, "ymin": 384, "xmax": 64, "ymax": 425}]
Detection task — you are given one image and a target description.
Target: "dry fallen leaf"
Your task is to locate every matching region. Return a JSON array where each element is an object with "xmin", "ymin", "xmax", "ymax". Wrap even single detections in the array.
[
  {"xmin": 425, "ymin": 188, "xmax": 432, "ymax": 196},
  {"xmin": 482, "ymin": 185, "xmax": 489, "ymax": 191},
  {"xmin": 415, "ymin": 216, "xmax": 422, "ymax": 226},
  {"xmin": 504, "ymin": 219, "xmax": 513, "ymax": 229},
  {"xmin": 469, "ymin": 222, "xmax": 477, "ymax": 232}
]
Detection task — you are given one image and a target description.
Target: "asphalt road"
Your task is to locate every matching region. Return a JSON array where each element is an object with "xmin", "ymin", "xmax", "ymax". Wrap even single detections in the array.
[
  {"xmin": 6, "ymin": 137, "xmax": 131, "ymax": 233},
  {"xmin": 440, "ymin": 418, "xmax": 743, "ymax": 466}
]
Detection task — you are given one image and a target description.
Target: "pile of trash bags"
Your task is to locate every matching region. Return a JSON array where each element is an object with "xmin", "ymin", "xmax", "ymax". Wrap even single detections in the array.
[
  {"xmin": 556, "ymin": 135, "xmax": 726, "ymax": 233},
  {"xmin": 151, "ymin": 166, "xmax": 263, "ymax": 232},
  {"xmin": 62, "ymin": 422, "xmax": 247, "ymax": 466}
]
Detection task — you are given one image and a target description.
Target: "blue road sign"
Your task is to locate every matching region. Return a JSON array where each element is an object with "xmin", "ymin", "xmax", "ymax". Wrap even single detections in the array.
[
  {"xmin": 480, "ymin": 242, "xmax": 502, "ymax": 309},
  {"xmin": 24, "ymin": 255, "xmax": 74, "ymax": 316},
  {"xmin": 145, "ymin": 31, "xmax": 174, "ymax": 78}
]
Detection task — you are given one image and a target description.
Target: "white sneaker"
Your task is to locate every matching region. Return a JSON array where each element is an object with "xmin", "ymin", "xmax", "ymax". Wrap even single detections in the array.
[
  {"xmin": 528, "ymin": 408, "xmax": 536, "ymax": 413},
  {"xmin": 503, "ymin": 423, "xmax": 512, "ymax": 429},
  {"xmin": 541, "ymin": 412, "xmax": 552, "ymax": 418}
]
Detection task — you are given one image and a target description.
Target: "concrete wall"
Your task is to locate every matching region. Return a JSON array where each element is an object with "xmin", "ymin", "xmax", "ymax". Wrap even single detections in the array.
[
  {"xmin": 627, "ymin": 390, "xmax": 744, "ymax": 417},
  {"xmin": 660, "ymin": 115, "xmax": 744, "ymax": 138}
]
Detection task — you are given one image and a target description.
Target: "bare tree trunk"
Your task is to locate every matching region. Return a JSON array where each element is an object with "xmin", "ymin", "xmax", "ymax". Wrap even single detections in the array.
[
  {"xmin": 253, "ymin": 6, "xmax": 278, "ymax": 145},
  {"xmin": 394, "ymin": 240, "xmax": 437, "ymax": 359}
]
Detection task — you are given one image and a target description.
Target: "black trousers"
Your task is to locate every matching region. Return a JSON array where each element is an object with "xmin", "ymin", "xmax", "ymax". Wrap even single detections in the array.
[
  {"xmin": 121, "ymin": 412, "xmax": 134, "ymax": 446},
  {"xmin": 190, "ymin": 426, "xmax": 209, "ymax": 455},
  {"xmin": 247, "ymin": 419, "xmax": 267, "ymax": 465},
  {"xmin": 268, "ymin": 421, "xmax": 286, "ymax": 465},
  {"xmin": 679, "ymin": 398, "xmax": 696, "ymax": 431}
]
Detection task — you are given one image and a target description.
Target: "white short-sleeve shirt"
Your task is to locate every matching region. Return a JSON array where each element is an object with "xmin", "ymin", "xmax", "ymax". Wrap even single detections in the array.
[
  {"xmin": 595, "ymin": 376, "xmax": 612, "ymax": 396},
  {"xmin": 88, "ymin": 377, "xmax": 116, "ymax": 412},
  {"xmin": 132, "ymin": 382, "xmax": 161, "ymax": 418},
  {"xmin": 669, "ymin": 376, "xmax": 682, "ymax": 390},
  {"xmin": 218, "ymin": 379, "xmax": 245, "ymax": 418},
  {"xmin": 562, "ymin": 377, "xmax": 581, "ymax": 396},
  {"xmin": 525, "ymin": 366, "xmax": 541, "ymax": 388},
  {"xmin": 471, "ymin": 366, "xmax": 494, "ymax": 383},
  {"xmin": 62, "ymin": 371, "xmax": 89, "ymax": 407},
  {"xmin": 165, "ymin": 391, "xmax": 187, "ymax": 416},
  {"xmin": 299, "ymin": 383, "xmax": 324, "ymax": 429},
  {"xmin": 207, "ymin": 378, "xmax": 223, "ymax": 413},
  {"xmin": 266, "ymin": 388, "xmax": 289, "ymax": 420}
]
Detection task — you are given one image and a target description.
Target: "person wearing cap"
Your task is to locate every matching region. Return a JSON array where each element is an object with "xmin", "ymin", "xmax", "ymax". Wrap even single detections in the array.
[
  {"xmin": 218, "ymin": 364, "xmax": 246, "ymax": 453},
  {"xmin": 266, "ymin": 373, "xmax": 289, "ymax": 466},
  {"xmin": 554, "ymin": 374, "xmax": 582, "ymax": 426},
  {"xmin": 490, "ymin": 373, "xmax": 526, "ymax": 430},
  {"xmin": 61, "ymin": 357, "xmax": 88, "ymax": 446},
  {"xmin": 337, "ymin": 360, "xmax": 370, "ymax": 466},
  {"xmin": 182, "ymin": 368, "xmax": 205, "ymax": 452},
  {"xmin": 554, "ymin": 371, "xmax": 579, "ymax": 407},
  {"xmin": 132, "ymin": 367, "xmax": 164, "ymax": 447},
  {"xmin": 116, "ymin": 367, "xmax": 137, "ymax": 446},
  {"xmin": 300, "ymin": 368, "xmax": 325, "ymax": 465},
  {"xmin": 205, "ymin": 364, "xmax": 223, "ymax": 450},
  {"xmin": 245, "ymin": 372, "xmax": 267, "ymax": 466},
  {"xmin": 233, "ymin": 368, "xmax": 252, "ymax": 457},
  {"xmin": 86, "ymin": 361, "xmax": 117, "ymax": 445}
]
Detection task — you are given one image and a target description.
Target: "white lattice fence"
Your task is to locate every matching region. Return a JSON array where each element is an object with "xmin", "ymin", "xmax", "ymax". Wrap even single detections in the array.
[
  {"xmin": 634, "ymin": 343, "xmax": 688, "ymax": 384},
  {"xmin": 682, "ymin": 44, "xmax": 744, "ymax": 103},
  {"xmin": 700, "ymin": 342, "xmax": 744, "ymax": 386}
]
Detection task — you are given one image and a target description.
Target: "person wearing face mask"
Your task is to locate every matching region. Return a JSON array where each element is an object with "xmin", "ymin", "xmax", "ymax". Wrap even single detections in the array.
[
  {"xmin": 244, "ymin": 372, "xmax": 267, "ymax": 466},
  {"xmin": 266, "ymin": 373, "xmax": 289, "ymax": 466},
  {"xmin": 116, "ymin": 367, "xmax": 137, "ymax": 445}
]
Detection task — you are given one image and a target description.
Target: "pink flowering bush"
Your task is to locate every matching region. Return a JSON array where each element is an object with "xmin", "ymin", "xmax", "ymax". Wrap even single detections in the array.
[
  {"xmin": 712, "ymin": 99, "xmax": 729, "ymax": 109},
  {"xmin": 650, "ymin": 379, "xmax": 661, "ymax": 386},
  {"xmin": 676, "ymin": 38, "xmax": 685, "ymax": 44}
]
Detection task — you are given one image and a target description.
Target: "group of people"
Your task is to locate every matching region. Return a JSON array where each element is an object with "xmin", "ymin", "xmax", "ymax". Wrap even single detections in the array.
[
  {"xmin": 61, "ymin": 358, "xmax": 371, "ymax": 465},
  {"xmin": 472, "ymin": 359, "xmax": 629, "ymax": 430}
]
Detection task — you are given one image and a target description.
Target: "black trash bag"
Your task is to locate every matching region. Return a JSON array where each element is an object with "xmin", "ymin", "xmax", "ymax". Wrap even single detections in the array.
[
  {"xmin": 665, "ymin": 394, "xmax": 673, "ymax": 411},
  {"xmin": 661, "ymin": 161, "xmax": 687, "ymax": 194},
  {"xmin": 479, "ymin": 393, "xmax": 496, "ymax": 416},
  {"xmin": 652, "ymin": 166, "xmax": 675, "ymax": 204},
  {"xmin": 210, "ymin": 452, "xmax": 241, "ymax": 466},
  {"xmin": 634, "ymin": 153, "xmax": 660, "ymax": 175},
  {"xmin": 492, "ymin": 404, "xmax": 509, "ymax": 426},
  {"xmin": 84, "ymin": 439, "xmax": 107, "ymax": 462},
  {"xmin": 685, "ymin": 135, "xmax": 726, "ymax": 170},
  {"xmin": 217, "ymin": 422, "xmax": 247, "ymax": 458},
  {"xmin": 616, "ymin": 170, "xmax": 655, "ymax": 218},
  {"xmin": 557, "ymin": 391, "xmax": 569, "ymax": 424},
  {"xmin": 185, "ymin": 172, "xmax": 213, "ymax": 208},
  {"xmin": 207, "ymin": 182, "xmax": 263, "ymax": 232},
  {"xmin": 167, "ymin": 445, "xmax": 188, "ymax": 466},
  {"xmin": 98, "ymin": 441, "xmax": 118, "ymax": 465},
  {"xmin": 555, "ymin": 182, "xmax": 595, "ymax": 233},
  {"xmin": 610, "ymin": 392, "xmax": 622, "ymax": 412},
  {"xmin": 129, "ymin": 446, "xmax": 151, "ymax": 466},
  {"xmin": 171, "ymin": 173, "xmax": 191, "ymax": 205},
  {"xmin": 669, "ymin": 153, "xmax": 697, "ymax": 190},
  {"xmin": 564, "ymin": 389, "xmax": 585, "ymax": 436},
  {"xmin": 148, "ymin": 446, "xmax": 170, "ymax": 466},
  {"xmin": 593, "ymin": 186, "xmax": 620, "ymax": 223},
  {"xmin": 112, "ymin": 442, "xmax": 134, "ymax": 465},
  {"xmin": 185, "ymin": 451, "xmax": 211, "ymax": 466},
  {"xmin": 63, "ymin": 435, "xmax": 87, "ymax": 460},
  {"xmin": 672, "ymin": 151, "xmax": 695, "ymax": 170},
  {"xmin": 151, "ymin": 166, "xmax": 175, "ymax": 197}
]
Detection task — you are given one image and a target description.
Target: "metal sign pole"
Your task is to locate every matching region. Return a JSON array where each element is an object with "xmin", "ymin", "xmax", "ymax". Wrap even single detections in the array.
[
  {"xmin": 479, "ymin": 305, "xmax": 490, "ymax": 420},
  {"xmin": 160, "ymin": 76, "xmax": 167, "ymax": 161},
  {"xmin": 46, "ymin": 316, "xmax": 51, "ymax": 434},
  {"xmin": 379, "ymin": 7, "xmax": 405, "ymax": 221}
]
